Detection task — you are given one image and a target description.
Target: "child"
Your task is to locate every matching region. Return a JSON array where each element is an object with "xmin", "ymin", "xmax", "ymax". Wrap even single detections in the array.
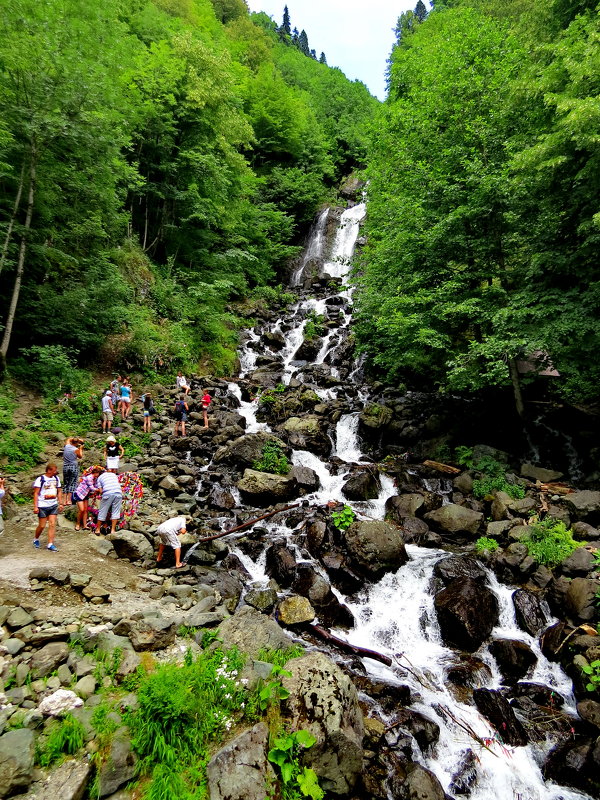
[
  {"xmin": 201, "ymin": 390, "xmax": 212, "ymax": 429},
  {"xmin": 173, "ymin": 395, "xmax": 188, "ymax": 437}
]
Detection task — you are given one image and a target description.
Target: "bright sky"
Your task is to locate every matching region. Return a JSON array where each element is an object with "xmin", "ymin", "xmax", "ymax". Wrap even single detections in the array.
[{"xmin": 246, "ymin": 0, "xmax": 415, "ymax": 100}]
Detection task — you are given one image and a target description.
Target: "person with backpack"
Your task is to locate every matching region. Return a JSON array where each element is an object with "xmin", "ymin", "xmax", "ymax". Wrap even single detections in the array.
[
  {"xmin": 32, "ymin": 463, "xmax": 63, "ymax": 551},
  {"xmin": 142, "ymin": 392, "xmax": 154, "ymax": 433},
  {"xmin": 62, "ymin": 436, "xmax": 84, "ymax": 506},
  {"xmin": 201, "ymin": 390, "xmax": 212, "ymax": 429},
  {"xmin": 104, "ymin": 435, "xmax": 124, "ymax": 472},
  {"xmin": 173, "ymin": 394, "xmax": 189, "ymax": 437}
]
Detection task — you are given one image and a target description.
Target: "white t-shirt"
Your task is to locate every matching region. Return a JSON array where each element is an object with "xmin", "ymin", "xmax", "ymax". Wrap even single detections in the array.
[
  {"xmin": 97, "ymin": 472, "xmax": 122, "ymax": 495},
  {"xmin": 33, "ymin": 474, "xmax": 61, "ymax": 508},
  {"xmin": 102, "ymin": 395, "xmax": 113, "ymax": 413},
  {"xmin": 176, "ymin": 375, "xmax": 189, "ymax": 388},
  {"xmin": 157, "ymin": 516, "xmax": 187, "ymax": 536}
]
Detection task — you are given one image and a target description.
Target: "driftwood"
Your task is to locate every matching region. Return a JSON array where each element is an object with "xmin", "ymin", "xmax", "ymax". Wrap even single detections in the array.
[
  {"xmin": 196, "ymin": 503, "xmax": 300, "ymax": 542},
  {"xmin": 305, "ymin": 623, "xmax": 393, "ymax": 666},
  {"xmin": 422, "ymin": 460, "xmax": 461, "ymax": 475}
]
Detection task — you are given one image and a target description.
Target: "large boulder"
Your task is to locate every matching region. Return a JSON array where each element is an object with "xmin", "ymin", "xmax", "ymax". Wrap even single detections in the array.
[
  {"xmin": 489, "ymin": 639, "xmax": 537, "ymax": 684},
  {"xmin": 564, "ymin": 577, "xmax": 599, "ymax": 622},
  {"xmin": 218, "ymin": 606, "xmax": 292, "ymax": 658},
  {"xmin": 386, "ymin": 494, "xmax": 425, "ymax": 520},
  {"xmin": 424, "ymin": 504, "xmax": 483, "ymax": 538},
  {"xmin": 544, "ymin": 736, "xmax": 600, "ymax": 797},
  {"xmin": 237, "ymin": 469, "xmax": 298, "ymax": 505},
  {"xmin": 512, "ymin": 589, "xmax": 549, "ymax": 636},
  {"xmin": 565, "ymin": 491, "xmax": 600, "ymax": 523},
  {"xmin": 434, "ymin": 577, "xmax": 499, "ymax": 651},
  {"xmin": 97, "ymin": 729, "xmax": 137, "ymax": 797},
  {"xmin": 472, "ymin": 689, "xmax": 528, "ymax": 746},
  {"xmin": 0, "ymin": 729, "xmax": 35, "ymax": 798},
  {"xmin": 394, "ymin": 764, "xmax": 446, "ymax": 800},
  {"xmin": 214, "ymin": 432, "xmax": 288, "ymax": 469},
  {"xmin": 30, "ymin": 641, "xmax": 69, "ymax": 678},
  {"xmin": 113, "ymin": 616, "xmax": 176, "ymax": 652},
  {"xmin": 344, "ymin": 520, "xmax": 408, "ymax": 579},
  {"xmin": 207, "ymin": 723, "xmax": 275, "ymax": 800},
  {"xmin": 342, "ymin": 470, "xmax": 379, "ymax": 501},
  {"xmin": 36, "ymin": 759, "xmax": 91, "ymax": 800},
  {"xmin": 433, "ymin": 556, "xmax": 486, "ymax": 586},
  {"xmin": 359, "ymin": 403, "xmax": 393, "ymax": 432},
  {"xmin": 280, "ymin": 416, "xmax": 331, "ymax": 457},
  {"xmin": 109, "ymin": 530, "xmax": 153, "ymax": 561},
  {"xmin": 282, "ymin": 651, "xmax": 364, "ymax": 795}
]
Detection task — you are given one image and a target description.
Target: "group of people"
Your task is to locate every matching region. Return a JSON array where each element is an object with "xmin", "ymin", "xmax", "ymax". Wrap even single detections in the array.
[
  {"xmin": 173, "ymin": 385, "xmax": 212, "ymax": 437},
  {"xmin": 101, "ymin": 375, "xmax": 136, "ymax": 433}
]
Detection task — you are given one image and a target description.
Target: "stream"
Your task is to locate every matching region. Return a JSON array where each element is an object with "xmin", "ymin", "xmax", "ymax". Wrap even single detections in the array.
[{"xmin": 221, "ymin": 202, "xmax": 592, "ymax": 800}]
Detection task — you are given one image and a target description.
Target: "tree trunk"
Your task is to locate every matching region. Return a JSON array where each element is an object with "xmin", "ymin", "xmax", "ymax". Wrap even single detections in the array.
[
  {"xmin": 0, "ymin": 148, "xmax": 36, "ymax": 359},
  {"xmin": 0, "ymin": 161, "xmax": 25, "ymax": 279},
  {"xmin": 508, "ymin": 357, "xmax": 525, "ymax": 418}
]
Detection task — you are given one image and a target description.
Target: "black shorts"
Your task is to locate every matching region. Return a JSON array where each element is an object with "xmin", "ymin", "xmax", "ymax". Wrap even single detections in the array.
[{"xmin": 38, "ymin": 505, "xmax": 58, "ymax": 518}]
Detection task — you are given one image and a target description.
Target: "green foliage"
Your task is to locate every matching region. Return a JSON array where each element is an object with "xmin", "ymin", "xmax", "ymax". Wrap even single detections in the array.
[
  {"xmin": 0, "ymin": 391, "xmax": 16, "ymax": 433},
  {"xmin": 257, "ymin": 665, "xmax": 291, "ymax": 713},
  {"xmin": 304, "ymin": 312, "xmax": 325, "ymax": 342},
  {"xmin": 0, "ymin": 429, "xmax": 45, "ymax": 473},
  {"xmin": 475, "ymin": 536, "xmax": 499, "ymax": 554},
  {"xmin": 259, "ymin": 384, "xmax": 287, "ymax": 406},
  {"xmin": 268, "ymin": 730, "xmax": 323, "ymax": 800},
  {"xmin": 257, "ymin": 645, "xmax": 305, "ymax": 669},
  {"xmin": 32, "ymin": 389, "xmax": 98, "ymax": 437},
  {"xmin": 37, "ymin": 714, "xmax": 85, "ymax": 766},
  {"xmin": 581, "ymin": 660, "xmax": 600, "ymax": 693},
  {"xmin": 177, "ymin": 625, "xmax": 200, "ymax": 639},
  {"xmin": 331, "ymin": 505, "xmax": 356, "ymax": 531},
  {"xmin": 253, "ymin": 440, "xmax": 290, "ymax": 475},
  {"xmin": 472, "ymin": 475, "xmax": 525, "ymax": 500},
  {"xmin": 521, "ymin": 518, "xmax": 580, "ymax": 567}
]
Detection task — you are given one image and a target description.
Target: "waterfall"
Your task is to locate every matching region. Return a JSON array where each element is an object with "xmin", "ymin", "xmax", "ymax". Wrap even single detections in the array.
[{"xmin": 290, "ymin": 207, "xmax": 330, "ymax": 287}]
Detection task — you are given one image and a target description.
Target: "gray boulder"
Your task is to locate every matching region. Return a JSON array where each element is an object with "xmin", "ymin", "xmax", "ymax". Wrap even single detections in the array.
[
  {"xmin": 345, "ymin": 519, "xmax": 408, "ymax": 579},
  {"xmin": 214, "ymin": 432, "xmax": 287, "ymax": 468},
  {"xmin": 278, "ymin": 595, "xmax": 315, "ymax": 625},
  {"xmin": 512, "ymin": 589, "xmax": 548, "ymax": 636},
  {"xmin": 237, "ymin": 469, "xmax": 298, "ymax": 504},
  {"xmin": 109, "ymin": 531, "xmax": 153, "ymax": 561},
  {"xmin": 395, "ymin": 764, "xmax": 445, "ymax": 800},
  {"xmin": 565, "ymin": 578, "xmax": 599, "ymax": 622},
  {"xmin": 282, "ymin": 651, "xmax": 364, "ymax": 795},
  {"xmin": 97, "ymin": 730, "xmax": 137, "ymax": 797},
  {"xmin": 113, "ymin": 616, "xmax": 176, "ymax": 652},
  {"xmin": 520, "ymin": 463, "xmax": 563, "ymax": 483},
  {"xmin": 565, "ymin": 491, "xmax": 600, "ymax": 522},
  {"xmin": 359, "ymin": 403, "xmax": 393, "ymax": 431},
  {"xmin": 30, "ymin": 642, "xmax": 69, "ymax": 678},
  {"xmin": 35, "ymin": 759, "xmax": 90, "ymax": 800},
  {"xmin": 342, "ymin": 470, "xmax": 379, "ymax": 501},
  {"xmin": 434, "ymin": 577, "xmax": 499, "ymax": 651},
  {"xmin": 385, "ymin": 494, "xmax": 425, "ymax": 520},
  {"xmin": 207, "ymin": 723, "xmax": 274, "ymax": 800},
  {"xmin": 218, "ymin": 606, "xmax": 292, "ymax": 658},
  {"xmin": 424, "ymin": 504, "xmax": 483, "ymax": 537},
  {"xmin": 0, "ymin": 728, "xmax": 35, "ymax": 798},
  {"xmin": 280, "ymin": 416, "xmax": 331, "ymax": 457}
]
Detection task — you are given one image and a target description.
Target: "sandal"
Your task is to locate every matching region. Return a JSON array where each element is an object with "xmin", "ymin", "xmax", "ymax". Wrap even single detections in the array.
[{"xmin": 74, "ymin": 525, "xmax": 81, "ymax": 531}]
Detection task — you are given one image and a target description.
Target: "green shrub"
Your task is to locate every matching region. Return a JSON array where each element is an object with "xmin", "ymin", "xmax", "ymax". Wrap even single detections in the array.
[
  {"xmin": 304, "ymin": 312, "xmax": 325, "ymax": 342},
  {"xmin": 582, "ymin": 660, "xmax": 600, "ymax": 693},
  {"xmin": 472, "ymin": 475, "xmax": 525, "ymax": 500},
  {"xmin": 475, "ymin": 537, "xmax": 499, "ymax": 554},
  {"xmin": 257, "ymin": 645, "xmax": 305, "ymax": 669},
  {"xmin": 0, "ymin": 429, "xmax": 46, "ymax": 473},
  {"xmin": 0, "ymin": 391, "xmax": 15, "ymax": 433},
  {"xmin": 253, "ymin": 440, "xmax": 290, "ymax": 475},
  {"xmin": 332, "ymin": 505, "xmax": 356, "ymax": 531},
  {"xmin": 521, "ymin": 518, "xmax": 580, "ymax": 567},
  {"xmin": 259, "ymin": 384, "xmax": 286, "ymax": 405},
  {"xmin": 34, "ymin": 389, "xmax": 98, "ymax": 436},
  {"xmin": 12, "ymin": 345, "xmax": 90, "ymax": 399},
  {"xmin": 37, "ymin": 714, "xmax": 85, "ymax": 766},
  {"xmin": 268, "ymin": 729, "xmax": 324, "ymax": 800}
]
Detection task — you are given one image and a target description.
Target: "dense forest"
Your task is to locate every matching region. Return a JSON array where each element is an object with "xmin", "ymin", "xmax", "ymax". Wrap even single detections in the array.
[
  {"xmin": 356, "ymin": 0, "xmax": 600, "ymax": 407},
  {"xmin": 0, "ymin": 0, "xmax": 375, "ymax": 380}
]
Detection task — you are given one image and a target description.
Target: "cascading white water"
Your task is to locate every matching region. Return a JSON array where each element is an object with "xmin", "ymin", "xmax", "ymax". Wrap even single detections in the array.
[
  {"xmin": 334, "ymin": 413, "xmax": 364, "ymax": 463},
  {"xmin": 228, "ymin": 382, "xmax": 269, "ymax": 434},
  {"xmin": 322, "ymin": 202, "xmax": 366, "ymax": 283},
  {"xmin": 291, "ymin": 207, "xmax": 330, "ymax": 287}
]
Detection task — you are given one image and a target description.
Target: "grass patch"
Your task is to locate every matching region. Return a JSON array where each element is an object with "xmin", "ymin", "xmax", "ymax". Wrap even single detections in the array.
[
  {"xmin": 36, "ymin": 714, "xmax": 85, "ymax": 766},
  {"xmin": 521, "ymin": 518, "xmax": 580, "ymax": 567},
  {"xmin": 475, "ymin": 536, "xmax": 499, "ymax": 554},
  {"xmin": 252, "ymin": 440, "xmax": 290, "ymax": 475}
]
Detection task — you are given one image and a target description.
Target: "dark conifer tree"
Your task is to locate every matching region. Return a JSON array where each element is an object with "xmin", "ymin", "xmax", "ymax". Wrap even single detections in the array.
[
  {"xmin": 292, "ymin": 26, "xmax": 299, "ymax": 47},
  {"xmin": 319, "ymin": 51, "xmax": 327, "ymax": 64},
  {"xmin": 414, "ymin": 0, "xmax": 427, "ymax": 21},
  {"xmin": 298, "ymin": 29, "xmax": 310, "ymax": 56},
  {"xmin": 282, "ymin": 5, "xmax": 291, "ymax": 35},
  {"xmin": 310, "ymin": 48, "xmax": 317, "ymax": 59}
]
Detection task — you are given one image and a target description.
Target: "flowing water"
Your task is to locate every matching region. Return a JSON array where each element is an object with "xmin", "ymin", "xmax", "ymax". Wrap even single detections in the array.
[{"xmin": 225, "ymin": 202, "xmax": 591, "ymax": 800}]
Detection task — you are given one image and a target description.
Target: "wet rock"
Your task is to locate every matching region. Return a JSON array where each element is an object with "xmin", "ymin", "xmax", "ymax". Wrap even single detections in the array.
[
  {"xmin": 472, "ymin": 689, "xmax": 528, "ymax": 746},
  {"xmin": 218, "ymin": 606, "xmax": 292, "ymax": 658},
  {"xmin": 565, "ymin": 491, "xmax": 600, "ymax": 523},
  {"xmin": 290, "ymin": 465, "xmax": 320, "ymax": 492},
  {"xmin": 433, "ymin": 556, "xmax": 486, "ymax": 585},
  {"xmin": 30, "ymin": 642, "xmax": 69, "ymax": 678},
  {"xmin": 446, "ymin": 655, "xmax": 493, "ymax": 691},
  {"xmin": 278, "ymin": 595, "xmax": 315, "ymax": 625},
  {"xmin": 249, "ymin": 366, "xmax": 283, "ymax": 388},
  {"xmin": 97, "ymin": 730, "xmax": 137, "ymax": 797},
  {"xmin": 510, "ymin": 682, "xmax": 564, "ymax": 708},
  {"xmin": 237, "ymin": 469, "xmax": 298, "ymax": 504},
  {"xmin": 565, "ymin": 577, "xmax": 599, "ymax": 622},
  {"xmin": 424, "ymin": 504, "xmax": 483, "ymax": 538},
  {"xmin": 520, "ymin": 463, "xmax": 564, "ymax": 482},
  {"xmin": 294, "ymin": 336, "xmax": 323, "ymax": 362},
  {"xmin": 0, "ymin": 728, "xmax": 35, "ymax": 797},
  {"xmin": 512, "ymin": 589, "xmax": 549, "ymax": 636},
  {"xmin": 282, "ymin": 651, "xmax": 364, "ymax": 795},
  {"xmin": 265, "ymin": 542, "xmax": 297, "ymax": 587},
  {"xmin": 344, "ymin": 519, "xmax": 408, "ymax": 579},
  {"xmin": 540, "ymin": 621, "xmax": 572, "ymax": 662},
  {"xmin": 263, "ymin": 331, "xmax": 285, "ymax": 350},
  {"xmin": 353, "ymin": 676, "xmax": 411, "ymax": 712},
  {"xmin": 209, "ymin": 486, "xmax": 236, "ymax": 510},
  {"xmin": 342, "ymin": 470, "xmax": 379, "ymax": 501},
  {"xmin": 560, "ymin": 546, "xmax": 596, "ymax": 577},
  {"xmin": 449, "ymin": 749, "xmax": 478, "ymax": 796},
  {"xmin": 109, "ymin": 531, "xmax": 153, "ymax": 562},
  {"xmin": 434, "ymin": 577, "xmax": 499, "ymax": 652},
  {"xmin": 397, "ymin": 516, "xmax": 430, "ymax": 544},
  {"xmin": 280, "ymin": 416, "xmax": 331, "ymax": 456},
  {"xmin": 306, "ymin": 519, "xmax": 327, "ymax": 555},
  {"xmin": 577, "ymin": 699, "xmax": 600, "ymax": 729},
  {"xmin": 359, "ymin": 403, "xmax": 393, "ymax": 432},
  {"xmin": 572, "ymin": 521, "xmax": 600, "ymax": 541},
  {"xmin": 214, "ymin": 432, "xmax": 288, "ymax": 469},
  {"xmin": 34, "ymin": 758, "xmax": 90, "ymax": 800},
  {"xmin": 244, "ymin": 588, "xmax": 277, "ymax": 613},
  {"xmin": 385, "ymin": 493, "xmax": 424, "ymax": 520},
  {"xmin": 389, "ymin": 708, "xmax": 440, "ymax": 752},
  {"xmin": 207, "ymin": 722, "xmax": 274, "ymax": 800},
  {"xmin": 489, "ymin": 639, "xmax": 537, "ymax": 684},
  {"xmin": 544, "ymin": 736, "xmax": 600, "ymax": 796},
  {"xmin": 395, "ymin": 763, "xmax": 445, "ymax": 800}
]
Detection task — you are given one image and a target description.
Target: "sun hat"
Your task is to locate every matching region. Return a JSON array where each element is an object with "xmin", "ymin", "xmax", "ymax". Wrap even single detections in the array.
[
  {"xmin": 106, "ymin": 435, "xmax": 116, "ymax": 442},
  {"xmin": 105, "ymin": 390, "xmax": 112, "ymax": 395}
]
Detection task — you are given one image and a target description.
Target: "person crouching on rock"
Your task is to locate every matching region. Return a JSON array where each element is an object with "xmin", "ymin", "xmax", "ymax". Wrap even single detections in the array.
[
  {"xmin": 174, "ymin": 394, "xmax": 188, "ymax": 437},
  {"xmin": 73, "ymin": 466, "xmax": 102, "ymax": 531},
  {"xmin": 95, "ymin": 469, "xmax": 123, "ymax": 536},
  {"xmin": 156, "ymin": 515, "xmax": 187, "ymax": 568}
]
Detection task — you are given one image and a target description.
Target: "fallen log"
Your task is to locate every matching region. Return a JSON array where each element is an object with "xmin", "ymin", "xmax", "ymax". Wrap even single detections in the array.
[
  {"xmin": 304, "ymin": 623, "xmax": 393, "ymax": 666},
  {"xmin": 422, "ymin": 460, "xmax": 461, "ymax": 475},
  {"xmin": 196, "ymin": 503, "xmax": 301, "ymax": 542}
]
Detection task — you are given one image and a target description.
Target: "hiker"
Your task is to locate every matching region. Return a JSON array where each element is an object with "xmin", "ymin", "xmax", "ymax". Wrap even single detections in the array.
[
  {"xmin": 142, "ymin": 393, "xmax": 154, "ymax": 433},
  {"xmin": 156, "ymin": 515, "xmax": 187, "ymax": 568},
  {"xmin": 119, "ymin": 378, "xmax": 133, "ymax": 420},
  {"xmin": 173, "ymin": 394, "xmax": 188, "ymax": 437},
  {"xmin": 176, "ymin": 371, "xmax": 191, "ymax": 395},
  {"xmin": 95, "ymin": 468, "xmax": 123, "ymax": 535},
  {"xmin": 32, "ymin": 463, "xmax": 63, "ymax": 551},
  {"xmin": 110, "ymin": 375, "xmax": 121, "ymax": 409},
  {"xmin": 104, "ymin": 434, "xmax": 124, "ymax": 472},
  {"xmin": 0, "ymin": 476, "xmax": 5, "ymax": 536},
  {"xmin": 62, "ymin": 436, "xmax": 84, "ymax": 506},
  {"xmin": 201, "ymin": 390, "xmax": 212, "ymax": 429},
  {"xmin": 73, "ymin": 466, "xmax": 102, "ymax": 530},
  {"xmin": 101, "ymin": 390, "xmax": 114, "ymax": 433}
]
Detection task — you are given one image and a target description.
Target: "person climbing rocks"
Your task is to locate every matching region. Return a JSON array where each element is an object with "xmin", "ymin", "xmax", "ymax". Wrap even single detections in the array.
[
  {"xmin": 32, "ymin": 463, "xmax": 63, "ymax": 551},
  {"xmin": 174, "ymin": 394, "xmax": 188, "ymax": 437},
  {"xmin": 0, "ymin": 476, "xmax": 5, "ymax": 536},
  {"xmin": 101, "ymin": 390, "xmax": 114, "ymax": 433},
  {"xmin": 95, "ymin": 468, "xmax": 123, "ymax": 536},
  {"xmin": 62, "ymin": 436, "xmax": 84, "ymax": 506},
  {"xmin": 110, "ymin": 375, "xmax": 121, "ymax": 409},
  {"xmin": 142, "ymin": 392, "xmax": 154, "ymax": 433},
  {"xmin": 176, "ymin": 371, "xmax": 191, "ymax": 395},
  {"xmin": 155, "ymin": 515, "xmax": 187, "ymax": 568},
  {"xmin": 73, "ymin": 466, "xmax": 102, "ymax": 530},
  {"xmin": 201, "ymin": 389, "xmax": 212, "ymax": 429},
  {"xmin": 119, "ymin": 378, "xmax": 133, "ymax": 420},
  {"xmin": 104, "ymin": 434, "xmax": 124, "ymax": 472}
]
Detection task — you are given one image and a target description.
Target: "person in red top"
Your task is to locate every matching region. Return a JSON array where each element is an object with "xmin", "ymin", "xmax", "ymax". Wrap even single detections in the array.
[{"xmin": 201, "ymin": 390, "xmax": 211, "ymax": 429}]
